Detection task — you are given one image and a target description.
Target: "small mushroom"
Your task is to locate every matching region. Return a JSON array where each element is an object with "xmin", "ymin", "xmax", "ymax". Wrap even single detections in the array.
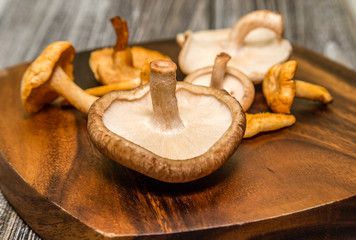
[
  {"xmin": 89, "ymin": 16, "xmax": 170, "ymax": 85},
  {"xmin": 178, "ymin": 10, "xmax": 292, "ymax": 84},
  {"xmin": 243, "ymin": 112, "xmax": 296, "ymax": 138},
  {"xmin": 87, "ymin": 59, "xmax": 246, "ymax": 183},
  {"xmin": 263, "ymin": 60, "xmax": 334, "ymax": 114},
  {"xmin": 184, "ymin": 52, "xmax": 255, "ymax": 111},
  {"xmin": 21, "ymin": 41, "xmax": 98, "ymax": 114}
]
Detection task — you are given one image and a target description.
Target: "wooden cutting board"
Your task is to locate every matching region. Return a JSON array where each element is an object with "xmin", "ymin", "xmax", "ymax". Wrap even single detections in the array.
[{"xmin": 0, "ymin": 40, "xmax": 355, "ymax": 240}]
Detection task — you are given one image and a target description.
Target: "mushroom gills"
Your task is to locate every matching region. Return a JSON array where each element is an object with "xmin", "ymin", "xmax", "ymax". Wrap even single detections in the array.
[
  {"xmin": 180, "ymin": 28, "xmax": 282, "ymax": 75},
  {"xmin": 103, "ymin": 88, "xmax": 232, "ymax": 160},
  {"xmin": 183, "ymin": 53, "xmax": 255, "ymax": 112},
  {"xmin": 178, "ymin": 10, "xmax": 293, "ymax": 83},
  {"xmin": 191, "ymin": 73, "xmax": 245, "ymax": 101}
]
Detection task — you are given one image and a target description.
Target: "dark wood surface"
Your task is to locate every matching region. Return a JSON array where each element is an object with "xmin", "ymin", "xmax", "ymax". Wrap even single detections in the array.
[
  {"xmin": 1, "ymin": 0, "xmax": 356, "ymax": 239},
  {"xmin": 1, "ymin": 39, "xmax": 356, "ymax": 239}
]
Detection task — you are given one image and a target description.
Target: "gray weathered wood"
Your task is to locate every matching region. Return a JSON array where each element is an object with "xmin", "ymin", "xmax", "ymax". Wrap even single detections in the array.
[
  {"xmin": 0, "ymin": 0, "xmax": 355, "ymax": 239},
  {"xmin": 0, "ymin": 0, "xmax": 211, "ymax": 69}
]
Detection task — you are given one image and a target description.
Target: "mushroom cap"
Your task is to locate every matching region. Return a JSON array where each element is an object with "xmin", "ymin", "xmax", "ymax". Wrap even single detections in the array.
[
  {"xmin": 184, "ymin": 66, "xmax": 255, "ymax": 111},
  {"xmin": 89, "ymin": 46, "xmax": 170, "ymax": 84},
  {"xmin": 262, "ymin": 60, "xmax": 297, "ymax": 114},
  {"xmin": 87, "ymin": 82, "xmax": 245, "ymax": 183},
  {"xmin": 132, "ymin": 46, "xmax": 171, "ymax": 84},
  {"xmin": 89, "ymin": 47, "xmax": 138, "ymax": 84},
  {"xmin": 131, "ymin": 46, "xmax": 171, "ymax": 69},
  {"xmin": 177, "ymin": 10, "xmax": 292, "ymax": 84},
  {"xmin": 21, "ymin": 41, "xmax": 75, "ymax": 113}
]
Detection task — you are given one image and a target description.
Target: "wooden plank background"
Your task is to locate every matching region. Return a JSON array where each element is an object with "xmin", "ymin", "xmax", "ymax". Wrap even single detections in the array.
[{"xmin": 0, "ymin": 0, "xmax": 355, "ymax": 239}]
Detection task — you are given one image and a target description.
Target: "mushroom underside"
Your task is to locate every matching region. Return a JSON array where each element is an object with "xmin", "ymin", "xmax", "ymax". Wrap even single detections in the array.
[
  {"xmin": 179, "ymin": 28, "xmax": 292, "ymax": 82},
  {"xmin": 87, "ymin": 83, "xmax": 245, "ymax": 183},
  {"xmin": 184, "ymin": 66, "xmax": 255, "ymax": 112},
  {"xmin": 191, "ymin": 73, "xmax": 245, "ymax": 99},
  {"xmin": 21, "ymin": 41, "xmax": 75, "ymax": 113},
  {"xmin": 103, "ymin": 88, "xmax": 233, "ymax": 160},
  {"xmin": 89, "ymin": 47, "xmax": 171, "ymax": 84}
]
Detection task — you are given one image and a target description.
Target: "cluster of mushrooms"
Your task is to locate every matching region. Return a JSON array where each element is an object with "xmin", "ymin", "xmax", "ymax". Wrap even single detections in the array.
[
  {"xmin": 178, "ymin": 10, "xmax": 332, "ymax": 138},
  {"xmin": 20, "ymin": 11, "xmax": 333, "ymax": 183}
]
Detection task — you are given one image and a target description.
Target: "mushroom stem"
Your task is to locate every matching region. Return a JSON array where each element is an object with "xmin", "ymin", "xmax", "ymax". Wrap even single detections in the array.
[
  {"xmin": 59, "ymin": 78, "xmax": 141, "ymax": 107},
  {"xmin": 110, "ymin": 16, "xmax": 135, "ymax": 69},
  {"xmin": 294, "ymin": 80, "xmax": 334, "ymax": 104},
  {"xmin": 149, "ymin": 60, "xmax": 184, "ymax": 132},
  {"xmin": 244, "ymin": 112, "xmax": 296, "ymax": 138},
  {"xmin": 225, "ymin": 10, "xmax": 283, "ymax": 54},
  {"xmin": 210, "ymin": 52, "xmax": 231, "ymax": 89},
  {"xmin": 111, "ymin": 16, "xmax": 129, "ymax": 53},
  {"xmin": 50, "ymin": 66, "xmax": 98, "ymax": 114}
]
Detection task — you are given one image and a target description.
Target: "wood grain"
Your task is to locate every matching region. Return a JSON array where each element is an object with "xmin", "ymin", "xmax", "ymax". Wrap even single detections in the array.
[{"xmin": 0, "ymin": 40, "xmax": 355, "ymax": 239}]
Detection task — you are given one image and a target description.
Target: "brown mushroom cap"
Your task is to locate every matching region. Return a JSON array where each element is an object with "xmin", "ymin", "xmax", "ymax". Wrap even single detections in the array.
[
  {"xmin": 21, "ymin": 41, "xmax": 75, "ymax": 113},
  {"xmin": 131, "ymin": 46, "xmax": 171, "ymax": 70},
  {"xmin": 184, "ymin": 65, "xmax": 255, "ymax": 111},
  {"xmin": 263, "ymin": 60, "xmax": 334, "ymax": 113},
  {"xmin": 178, "ymin": 10, "xmax": 292, "ymax": 84},
  {"xmin": 89, "ymin": 47, "xmax": 140, "ymax": 84},
  {"xmin": 262, "ymin": 60, "xmax": 297, "ymax": 114},
  {"xmin": 87, "ymin": 60, "xmax": 245, "ymax": 183}
]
